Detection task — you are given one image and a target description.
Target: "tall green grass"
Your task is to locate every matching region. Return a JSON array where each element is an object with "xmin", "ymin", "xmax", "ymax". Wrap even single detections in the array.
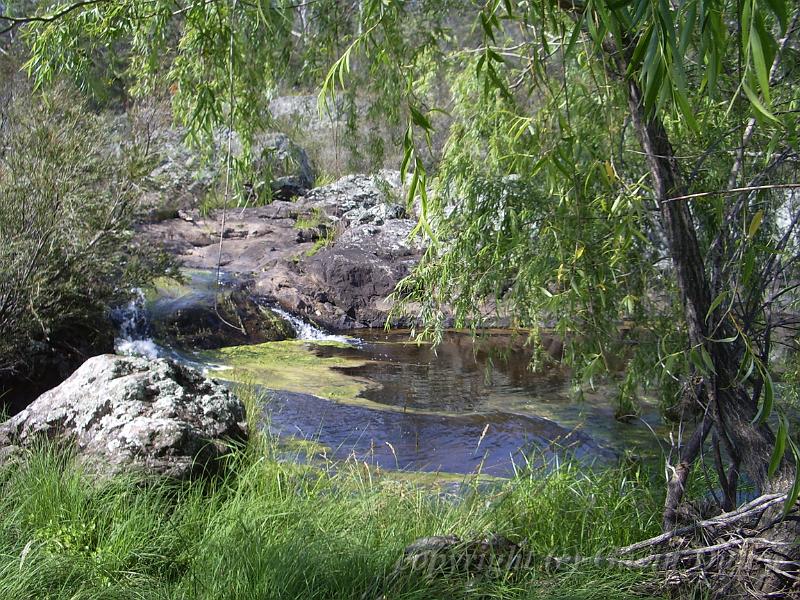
[{"xmin": 0, "ymin": 389, "xmax": 672, "ymax": 599}]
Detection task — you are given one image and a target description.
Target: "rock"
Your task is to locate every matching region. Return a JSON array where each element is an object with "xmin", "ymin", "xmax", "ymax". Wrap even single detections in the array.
[
  {"xmin": 109, "ymin": 110, "xmax": 315, "ymax": 217},
  {"xmin": 303, "ymin": 220, "xmax": 421, "ymax": 327},
  {"xmin": 251, "ymin": 132, "xmax": 315, "ymax": 200},
  {"xmin": 138, "ymin": 171, "xmax": 424, "ymax": 330},
  {"xmin": 0, "ymin": 355, "xmax": 247, "ymax": 479},
  {"xmin": 150, "ymin": 289, "xmax": 296, "ymax": 350},
  {"xmin": 298, "ymin": 171, "xmax": 406, "ymax": 225}
]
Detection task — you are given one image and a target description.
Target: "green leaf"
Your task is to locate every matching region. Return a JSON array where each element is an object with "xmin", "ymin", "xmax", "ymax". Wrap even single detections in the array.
[
  {"xmin": 400, "ymin": 126, "xmax": 413, "ymax": 181},
  {"xmin": 753, "ymin": 369, "xmax": 774, "ymax": 424},
  {"xmin": 674, "ymin": 87, "xmax": 699, "ymax": 131},
  {"xmin": 742, "ymin": 249, "xmax": 756, "ymax": 284},
  {"xmin": 750, "ymin": 26, "xmax": 771, "ymax": 104},
  {"xmin": 706, "ymin": 290, "xmax": 729, "ymax": 323},
  {"xmin": 628, "ymin": 24, "xmax": 653, "ymax": 69},
  {"xmin": 480, "ymin": 12, "xmax": 497, "ymax": 43},
  {"xmin": 748, "ymin": 209, "xmax": 764, "ymax": 239},
  {"xmin": 738, "ymin": 353, "xmax": 756, "ymax": 384},
  {"xmin": 741, "ymin": 0, "xmax": 753, "ymax": 50},
  {"xmin": 564, "ymin": 18, "xmax": 585, "ymax": 58},
  {"xmin": 769, "ymin": 416, "xmax": 788, "ymax": 478},
  {"xmin": 607, "ymin": 0, "xmax": 636, "ymax": 9},
  {"xmin": 487, "ymin": 48, "xmax": 504, "ymax": 63},
  {"xmin": 764, "ymin": 0, "xmax": 788, "ymax": 32},
  {"xmin": 409, "ymin": 105, "xmax": 433, "ymax": 131},
  {"xmin": 742, "ymin": 82, "xmax": 779, "ymax": 123},
  {"xmin": 689, "ymin": 346, "xmax": 708, "ymax": 374},
  {"xmin": 678, "ymin": 0, "xmax": 696, "ymax": 56},
  {"xmin": 784, "ymin": 438, "xmax": 800, "ymax": 516},
  {"xmin": 700, "ymin": 346, "xmax": 716, "ymax": 374},
  {"xmin": 709, "ymin": 335, "xmax": 739, "ymax": 343}
]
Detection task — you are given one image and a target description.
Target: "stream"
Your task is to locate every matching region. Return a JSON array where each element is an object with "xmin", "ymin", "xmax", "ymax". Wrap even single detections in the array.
[{"xmin": 114, "ymin": 270, "xmax": 667, "ymax": 477}]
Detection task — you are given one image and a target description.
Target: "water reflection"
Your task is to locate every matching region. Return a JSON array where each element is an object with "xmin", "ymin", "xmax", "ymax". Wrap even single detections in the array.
[
  {"xmin": 260, "ymin": 330, "xmax": 666, "ymax": 476},
  {"xmin": 314, "ymin": 331, "xmax": 664, "ymax": 446}
]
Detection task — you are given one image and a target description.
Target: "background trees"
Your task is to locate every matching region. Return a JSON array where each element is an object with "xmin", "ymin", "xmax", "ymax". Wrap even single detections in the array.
[{"xmin": 3, "ymin": 0, "xmax": 800, "ymax": 593}]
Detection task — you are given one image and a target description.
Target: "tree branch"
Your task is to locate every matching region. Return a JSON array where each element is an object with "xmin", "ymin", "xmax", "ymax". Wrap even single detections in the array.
[{"xmin": 0, "ymin": 0, "xmax": 107, "ymax": 35}]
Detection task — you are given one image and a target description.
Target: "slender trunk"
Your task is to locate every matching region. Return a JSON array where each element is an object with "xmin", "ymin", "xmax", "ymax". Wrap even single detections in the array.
[
  {"xmin": 625, "ymin": 78, "xmax": 800, "ymax": 596},
  {"xmin": 625, "ymin": 78, "xmax": 788, "ymax": 492}
]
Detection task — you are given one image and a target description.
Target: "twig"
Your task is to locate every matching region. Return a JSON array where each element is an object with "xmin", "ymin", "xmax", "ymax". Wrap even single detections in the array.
[{"xmin": 664, "ymin": 183, "xmax": 800, "ymax": 204}]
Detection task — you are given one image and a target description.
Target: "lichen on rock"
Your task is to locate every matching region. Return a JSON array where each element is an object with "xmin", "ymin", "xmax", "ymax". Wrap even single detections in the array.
[{"xmin": 0, "ymin": 355, "xmax": 247, "ymax": 479}]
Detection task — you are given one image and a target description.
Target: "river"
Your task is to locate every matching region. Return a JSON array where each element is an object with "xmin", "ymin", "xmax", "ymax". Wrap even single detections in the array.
[{"xmin": 114, "ymin": 270, "xmax": 668, "ymax": 477}]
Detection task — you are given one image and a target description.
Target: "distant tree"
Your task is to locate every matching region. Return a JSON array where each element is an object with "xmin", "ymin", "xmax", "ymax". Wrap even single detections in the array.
[{"xmin": 4, "ymin": 0, "xmax": 800, "ymax": 594}]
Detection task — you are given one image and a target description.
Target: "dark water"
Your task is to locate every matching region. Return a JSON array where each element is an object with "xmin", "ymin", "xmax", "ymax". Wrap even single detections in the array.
[
  {"xmin": 126, "ymin": 270, "xmax": 667, "ymax": 477},
  {"xmin": 260, "ymin": 330, "xmax": 665, "ymax": 477}
]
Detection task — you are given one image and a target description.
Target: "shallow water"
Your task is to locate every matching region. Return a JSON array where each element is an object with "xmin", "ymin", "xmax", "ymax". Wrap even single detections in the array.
[
  {"xmin": 253, "ymin": 330, "xmax": 665, "ymax": 476},
  {"xmin": 264, "ymin": 390, "xmax": 617, "ymax": 476},
  {"xmin": 118, "ymin": 270, "xmax": 668, "ymax": 477}
]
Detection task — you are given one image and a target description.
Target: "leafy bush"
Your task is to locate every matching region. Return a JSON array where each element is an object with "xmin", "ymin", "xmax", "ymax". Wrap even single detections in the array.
[{"xmin": 0, "ymin": 83, "xmax": 162, "ymax": 376}]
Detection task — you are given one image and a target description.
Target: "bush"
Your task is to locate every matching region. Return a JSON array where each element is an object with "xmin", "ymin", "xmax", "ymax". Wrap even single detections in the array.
[{"xmin": 0, "ymin": 82, "xmax": 162, "ymax": 377}]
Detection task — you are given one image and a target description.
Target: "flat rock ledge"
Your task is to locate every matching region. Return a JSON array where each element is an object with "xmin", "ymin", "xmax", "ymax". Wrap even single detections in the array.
[{"xmin": 0, "ymin": 355, "xmax": 247, "ymax": 479}]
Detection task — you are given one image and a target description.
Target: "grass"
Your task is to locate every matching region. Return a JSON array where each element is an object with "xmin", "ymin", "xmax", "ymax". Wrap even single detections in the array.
[
  {"xmin": 0, "ymin": 386, "xmax": 674, "ymax": 600},
  {"xmin": 303, "ymin": 226, "xmax": 339, "ymax": 257},
  {"xmin": 294, "ymin": 207, "xmax": 329, "ymax": 230}
]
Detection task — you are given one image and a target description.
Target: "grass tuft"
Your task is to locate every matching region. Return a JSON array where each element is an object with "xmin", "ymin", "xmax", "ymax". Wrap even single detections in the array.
[{"xmin": 0, "ymin": 387, "xmax": 672, "ymax": 599}]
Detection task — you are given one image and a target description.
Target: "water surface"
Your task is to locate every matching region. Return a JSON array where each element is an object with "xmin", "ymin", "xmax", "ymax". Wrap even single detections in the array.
[{"xmin": 116, "ymin": 270, "xmax": 667, "ymax": 477}]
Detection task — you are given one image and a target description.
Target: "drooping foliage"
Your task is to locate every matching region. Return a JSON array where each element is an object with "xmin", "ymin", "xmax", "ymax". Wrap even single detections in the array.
[{"xmin": 5, "ymin": 0, "xmax": 800, "ymax": 499}]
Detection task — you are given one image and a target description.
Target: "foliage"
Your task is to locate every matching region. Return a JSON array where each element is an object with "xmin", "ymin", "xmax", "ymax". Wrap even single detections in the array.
[
  {"xmin": 0, "ymin": 82, "xmax": 166, "ymax": 375},
  {"xmin": 0, "ymin": 391, "xmax": 669, "ymax": 599},
  {"xmin": 4, "ymin": 0, "xmax": 456, "ymax": 189}
]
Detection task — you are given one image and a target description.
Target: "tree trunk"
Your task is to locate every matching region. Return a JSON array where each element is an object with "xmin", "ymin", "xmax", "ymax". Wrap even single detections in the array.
[{"xmin": 625, "ymin": 79, "xmax": 800, "ymax": 596}]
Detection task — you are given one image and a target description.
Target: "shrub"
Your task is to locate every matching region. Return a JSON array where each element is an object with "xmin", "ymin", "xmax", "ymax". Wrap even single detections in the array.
[{"xmin": 0, "ymin": 82, "xmax": 163, "ymax": 376}]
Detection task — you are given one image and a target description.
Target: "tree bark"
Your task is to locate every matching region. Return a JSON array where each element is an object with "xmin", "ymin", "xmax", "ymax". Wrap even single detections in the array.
[{"xmin": 625, "ymin": 77, "xmax": 800, "ymax": 596}]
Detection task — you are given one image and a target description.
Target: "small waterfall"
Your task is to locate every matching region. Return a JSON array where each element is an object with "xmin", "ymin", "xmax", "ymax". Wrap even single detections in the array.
[
  {"xmin": 111, "ymin": 289, "xmax": 163, "ymax": 359},
  {"xmin": 269, "ymin": 306, "xmax": 356, "ymax": 345}
]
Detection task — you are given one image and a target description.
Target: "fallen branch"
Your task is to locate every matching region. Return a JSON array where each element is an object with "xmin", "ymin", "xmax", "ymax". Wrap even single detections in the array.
[{"xmin": 617, "ymin": 493, "xmax": 786, "ymax": 556}]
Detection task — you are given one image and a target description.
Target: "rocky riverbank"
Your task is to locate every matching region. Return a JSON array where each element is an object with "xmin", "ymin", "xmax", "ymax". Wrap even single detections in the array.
[{"xmin": 138, "ymin": 171, "xmax": 426, "ymax": 330}]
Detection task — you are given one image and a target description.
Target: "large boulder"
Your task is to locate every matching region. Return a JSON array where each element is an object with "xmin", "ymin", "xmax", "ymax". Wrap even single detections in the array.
[
  {"xmin": 0, "ymin": 355, "xmax": 247, "ymax": 479},
  {"xmin": 113, "ymin": 110, "xmax": 315, "ymax": 219},
  {"xmin": 298, "ymin": 171, "xmax": 407, "ymax": 225}
]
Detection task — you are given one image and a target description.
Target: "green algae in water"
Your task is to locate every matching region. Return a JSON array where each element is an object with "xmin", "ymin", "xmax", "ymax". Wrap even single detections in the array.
[{"xmin": 203, "ymin": 340, "xmax": 378, "ymax": 402}]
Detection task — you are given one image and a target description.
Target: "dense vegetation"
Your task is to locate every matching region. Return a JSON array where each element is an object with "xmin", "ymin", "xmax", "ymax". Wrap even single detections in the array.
[
  {"xmin": 2, "ymin": 0, "xmax": 800, "ymax": 596},
  {"xmin": 0, "ymin": 57, "xmax": 166, "ymax": 381}
]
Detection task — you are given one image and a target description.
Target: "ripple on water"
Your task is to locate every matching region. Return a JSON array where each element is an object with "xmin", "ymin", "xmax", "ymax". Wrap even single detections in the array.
[{"xmin": 264, "ymin": 390, "xmax": 618, "ymax": 477}]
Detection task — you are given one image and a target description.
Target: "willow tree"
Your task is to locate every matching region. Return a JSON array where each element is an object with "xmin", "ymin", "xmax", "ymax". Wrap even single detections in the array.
[{"xmin": 4, "ymin": 0, "xmax": 800, "ymax": 594}]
